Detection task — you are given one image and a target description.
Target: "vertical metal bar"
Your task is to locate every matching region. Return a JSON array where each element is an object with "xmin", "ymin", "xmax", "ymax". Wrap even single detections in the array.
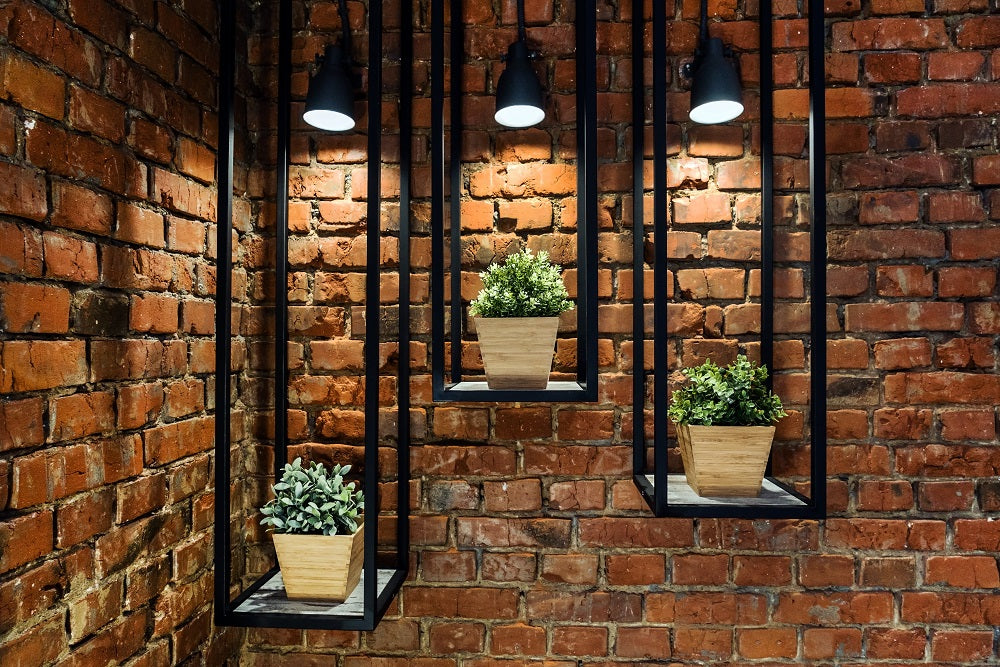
[
  {"xmin": 760, "ymin": 0, "xmax": 774, "ymax": 379},
  {"xmin": 652, "ymin": 0, "xmax": 669, "ymax": 515},
  {"xmin": 631, "ymin": 0, "xmax": 645, "ymax": 475},
  {"xmin": 449, "ymin": 0, "xmax": 464, "ymax": 383},
  {"xmin": 213, "ymin": 0, "xmax": 235, "ymax": 624},
  {"xmin": 275, "ymin": 0, "xmax": 291, "ymax": 473},
  {"xmin": 431, "ymin": 0, "xmax": 446, "ymax": 395},
  {"xmin": 397, "ymin": 0, "xmax": 412, "ymax": 573},
  {"xmin": 760, "ymin": 0, "xmax": 775, "ymax": 481},
  {"xmin": 576, "ymin": 0, "xmax": 598, "ymax": 392},
  {"xmin": 807, "ymin": 0, "xmax": 827, "ymax": 517},
  {"xmin": 365, "ymin": 0, "xmax": 384, "ymax": 626}
]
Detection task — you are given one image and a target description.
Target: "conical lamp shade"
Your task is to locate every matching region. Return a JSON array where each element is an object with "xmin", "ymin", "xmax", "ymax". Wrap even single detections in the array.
[
  {"xmin": 304, "ymin": 44, "xmax": 356, "ymax": 132},
  {"xmin": 689, "ymin": 37, "xmax": 744, "ymax": 125},
  {"xmin": 495, "ymin": 40, "xmax": 545, "ymax": 128}
]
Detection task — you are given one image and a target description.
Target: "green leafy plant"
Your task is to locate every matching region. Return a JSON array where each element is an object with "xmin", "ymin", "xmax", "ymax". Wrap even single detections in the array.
[
  {"xmin": 469, "ymin": 249, "xmax": 573, "ymax": 318},
  {"xmin": 260, "ymin": 458, "xmax": 363, "ymax": 535},
  {"xmin": 668, "ymin": 355, "xmax": 786, "ymax": 427}
]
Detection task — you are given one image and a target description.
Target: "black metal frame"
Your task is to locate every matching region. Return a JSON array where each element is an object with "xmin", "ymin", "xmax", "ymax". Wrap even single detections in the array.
[
  {"xmin": 214, "ymin": 0, "xmax": 410, "ymax": 630},
  {"xmin": 630, "ymin": 0, "xmax": 827, "ymax": 519},
  {"xmin": 428, "ymin": 0, "xmax": 599, "ymax": 403}
]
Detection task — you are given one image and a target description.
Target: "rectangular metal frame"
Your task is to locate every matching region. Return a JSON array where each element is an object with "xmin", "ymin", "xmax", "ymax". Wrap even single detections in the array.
[
  {"xmin": 214, "ymin": 0, "xmax": 411, "ymax": 630},
  {"xmin": 429, "ymin": 0, "xmax": 599, "ymax": 403},
  {"xmin": 630, "ymin": 0, "xmax": 827, "ymax": 519}
]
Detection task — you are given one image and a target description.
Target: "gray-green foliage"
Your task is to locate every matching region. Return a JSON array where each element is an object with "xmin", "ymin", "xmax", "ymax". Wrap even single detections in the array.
[
  {"xmin": 259, "ymin": 458, "xmax": 364, "ymax": 535},
  {"xmin": 667, "ymin": 355, "xmax": 786, "ymax": 427},
  {"xmin": 468, "ymin": 249, "xmax": 573, "ymax": 318}
]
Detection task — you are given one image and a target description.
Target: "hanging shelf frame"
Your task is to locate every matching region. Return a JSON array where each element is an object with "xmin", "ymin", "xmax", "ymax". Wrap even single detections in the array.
[
  {"xmin": 214, "ymin": 0, "xmax": 411, "ymax": 630},
  {"xmin": 428, "ymin": 0, "xmax": 599, "ymax": 403},
  {"xmin": 630, "ymin": 0, "xmax": 828, "ymax": 519}
]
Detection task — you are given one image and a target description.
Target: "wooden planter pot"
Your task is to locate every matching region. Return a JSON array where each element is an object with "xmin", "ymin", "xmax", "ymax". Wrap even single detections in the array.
[
  {"xmin": 272, "ymin": 524, "xmax": 364, "ymax": 601},
  {"xmin": 676, "ymin": 423, "xmax": 776, "ymax": 497},
  {"xmin": 474, "ymin": 316, "xmax": 559, "ymax": 390}
]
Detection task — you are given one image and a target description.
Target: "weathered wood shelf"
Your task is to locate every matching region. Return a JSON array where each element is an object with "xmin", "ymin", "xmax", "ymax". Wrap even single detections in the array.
[
  {"xmin": 650, "ymin": 474, "xmax": 808, "ymax": 508},
  {"xmin": 234, "ymin": 569, "xmax": 397, "ymax": 619}
]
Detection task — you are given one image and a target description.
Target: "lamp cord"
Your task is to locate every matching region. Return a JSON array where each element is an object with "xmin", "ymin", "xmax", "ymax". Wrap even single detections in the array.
[
  {"xmin": 699, "ymin": 0, "xmax": 708, "ymax": 43},
  {"xmin": 517, "ymin": 0, "xmax": 526, "ymax": 42},
  {"xmin": 338, "ymin": 0, "xmax": 352, "ymax": 61}
]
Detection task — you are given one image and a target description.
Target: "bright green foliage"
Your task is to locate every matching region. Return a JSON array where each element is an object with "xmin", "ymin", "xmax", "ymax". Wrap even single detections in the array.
[
  {"xmin": 667, "ymin": 355, "xmax": 786, "ymax": 427},
  {"xmin": 260, "ymin": 458, "xmax": 364, "ymax": 535},
  {"xmin": 469, "ymin": 249, "xmax": 573, "ymax": 318}
]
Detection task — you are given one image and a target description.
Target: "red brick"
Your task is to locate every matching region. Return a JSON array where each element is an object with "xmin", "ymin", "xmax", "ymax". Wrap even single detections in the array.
[
  {"xmin": 494, "ymin": 407, "xmax": 551, "ymax": 440},
  {"xmin": 833, "ymin": 18, "xmax": 948, "ymax": 50},
  {"xmin": 0, "ymin": 615, "xmax": 66, "ymax": 666},
  {"xmin": 931, "ymin": 630, "xmax": 994, "ymax": 662},
  {"xmin": 605, "ymin": 554, "xmax": 665, "ymax": 586},
  {"xmin": 0, "ymin": 510, "xmax": 53, "ymax": 573},
  {"xmin": 798, "ymin": 554, "xmax": 855, "ymax": 587},
  {"xmin": 541, "ymin": 554, "xmax": 598, "ymax": 585},
  {"xmin": 420, "ymin": 550, "xmax": 475, "ymax": 582},
  {"xmin": 551, "ymin": 626, "xmax": 608, "ymax": 657},
  {"xmin": 547, "ymin": 480, "xmax": 605, "ymax": 511},
  {"xmin": 482, "ymin": 479, "xmax": 542, "ymax": 512},
  {"xmin": 490, "ymin": 623, "xmax": 545, "ymax": 655},
  {"xmin": 428, "ymin": 622, "xmax": 484, "ymax": 654},
  {"xmin": 738, "ymin": 627, "xmax": 797, "ymax": 659},
  {"xmin": 1, "ymin": 52, "xmax": 65, "ymax": 119},
  {"xmin": 49, "ymin": 390, "xmax": 115, "ymax": 442},
  {"xmin": 845, "ymin": 302, "xmax": 963, "ymax": 332},
  {"xmin": 673, "ymin": 554, "xmax": 729, "ymax": 585},
  {"xmin": 0, "ymin": 163, "xmax": 48, "ymax": 223},
  {"xmin": 861, "ymin": 557, "xmax": 916, "ymax": 588},
  {"xmin": 1, "ymin": 340, "xmax": 88, "ymax": 391},
  {"xmin": 42, "ymin": 232, "xmax": 98, "ymax": 283},
  {"xmin": 918, "ymin": 480, "xmax": 976, "ymax": 512},
  {"xmin": 52, "ymin": 181, "xmax": 113, "ymax": 235},
  {"xmin": 0, "ymin": 282, "xmax": 70, "ymax": 333},
  {"xmin": 803, "ymin": 628, "xmax": 862, "ymax": 659},
  {"xmin": 733, "ymin": 555, "xmax": 792, "ymax": 586},
  {"xmin": 867, "ymin": 627, "xmax": 926, "ymax": 659}
]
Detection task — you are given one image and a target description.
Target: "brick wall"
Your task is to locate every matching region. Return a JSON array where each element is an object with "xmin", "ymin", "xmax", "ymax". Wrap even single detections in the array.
[
  {"xmin": 0, "ymin": 0, "xmax": 243, "ymax": 664},
  {"xmin": 243, "ymin": 0, "xmax": 1000, "ymax": 664},
  {"xmin": 2, "ymin": 0, "xmax": 999, "ymax": 665}
]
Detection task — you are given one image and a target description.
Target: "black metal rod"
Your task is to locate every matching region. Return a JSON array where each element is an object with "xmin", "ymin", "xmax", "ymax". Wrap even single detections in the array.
[
  {"xmin": 275, "ymin": 0, "xmax": 291, "ymax": 473},
  {"xmin": 397, "ymin": 0, "xmax": 412, "ymax": 574},
  {"xmin": 699, "ymin": 0, "xmax": 709, "ymax": 43},
  {"xmin": 578, "ymin": 0, "xmax": 598, "ymax": 393},
  {"xmin": 364, "ymin": 0, "xmax": 383, "ymax": 627},
  {"xmin": 760, "ymin": 0, "xmax": 775, "ymax": 482},
  {"xmin": 213, "ymin": 0, "xmax": 236, "ymax": 626},
  {"xmin": 337, "ymin": 0, "xmax": 352, "ymax": 61},
  {"xmin": 808, "ymin": 0, "xmax": 827, "ymax": 516},
  {"xmin": 652, "ymin": 0, "xmax": 669, "ymax": 515},
  {"xmin": 430, "ymin": 0, "xmax": 446, "ymax": 394},
  {"xmin": 516, "ymin": 0, "xmax": 527, "ymax": 42},
  {"xmin": 449, "ymin": 0, "xmax": 463, "ymax": 383},
  {"xmin": 760, "ymin": 0, "xmax": 774, "ymax": 380},
  {"xmin": 631, "ymin": 0, "xmax": 645, "ymax": 475}
]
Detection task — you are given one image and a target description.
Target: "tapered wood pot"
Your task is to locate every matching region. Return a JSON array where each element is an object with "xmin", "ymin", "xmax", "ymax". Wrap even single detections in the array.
[
  {"xmin": 676, "ymin": 423, "xmax": 776, "ymax": 497},
  {"xmin": 272, "ymin": 524, "xmax": 364, "ymax": 601},
  {"xmin": 474, "ymin": 316, "xmax": 559, "ymax": 390}
]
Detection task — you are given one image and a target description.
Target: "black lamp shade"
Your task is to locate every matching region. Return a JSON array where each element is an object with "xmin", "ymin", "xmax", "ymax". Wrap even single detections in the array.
[
  {"xmin": 495, "ymin": 40, "xmax": 545, "ymax": 128},
  {"xmin": 304, "ymin": 44, "xmax": 356, "ymax": 132},
  {"xmin": 689, "ymin": 37, "xmax": 744, "ymax": 125}
]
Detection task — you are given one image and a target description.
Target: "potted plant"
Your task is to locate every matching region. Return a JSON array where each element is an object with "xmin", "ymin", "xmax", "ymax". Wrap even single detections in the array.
[
  {"xmin": 260, "ymin": 457, "xmax": 364, "ymax": 601},
  {"xmin": 469, "ymin": 248, "xmax": 573, "ymax": 389},
  {"xmin": 667, "ymin": 355, "xmax": 786, "ymax": 497}
]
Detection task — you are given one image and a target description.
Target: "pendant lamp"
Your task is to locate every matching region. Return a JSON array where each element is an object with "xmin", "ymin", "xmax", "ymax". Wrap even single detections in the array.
[
  {"xmin": 688, "ymin": 0, "xmax": 744, "ymax": 124},
  {"xmin": 495, "ymin": 0, "xmax": 545, "ymax": 128},
  {"xmin": 304, "ymin": 0, "xmax": 356, "ymax": 131}
]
